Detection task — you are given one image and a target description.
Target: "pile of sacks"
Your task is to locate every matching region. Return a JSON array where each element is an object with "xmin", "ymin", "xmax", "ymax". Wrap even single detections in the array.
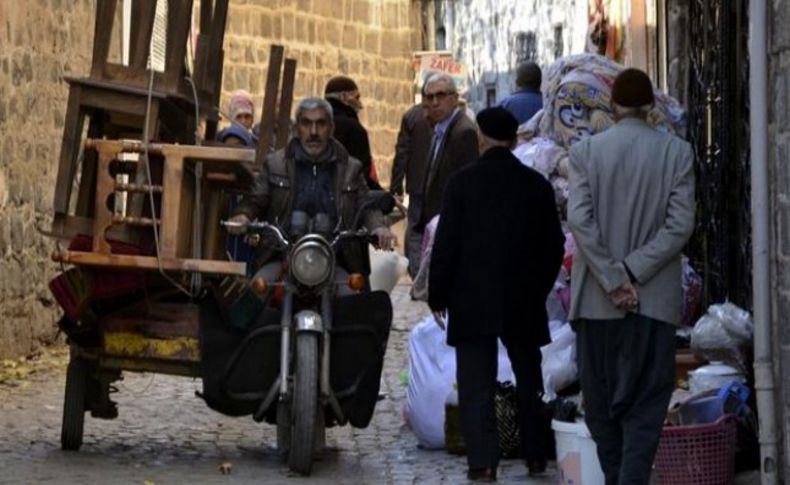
[{"xmin": 514, "ymin": 53, "xmax": 686, "ymax": 214}]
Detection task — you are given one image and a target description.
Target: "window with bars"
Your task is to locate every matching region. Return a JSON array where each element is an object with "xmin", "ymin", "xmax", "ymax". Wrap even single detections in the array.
[
  {"xmin": 486, "ymin": 86, "xmax": 497, "ymax": 107},
  {"xmin": 554, "ymin": 25, "xmax": 564, "ymax": 59},
  {"xmin": 514, "ymin": 31, "xmax": 537, "ymax": 63}
]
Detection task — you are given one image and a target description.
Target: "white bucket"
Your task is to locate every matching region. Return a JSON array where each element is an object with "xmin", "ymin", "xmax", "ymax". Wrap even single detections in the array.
[{"xmin": 552, "ymin": 419, "xmax": 605, "ymax": 485}]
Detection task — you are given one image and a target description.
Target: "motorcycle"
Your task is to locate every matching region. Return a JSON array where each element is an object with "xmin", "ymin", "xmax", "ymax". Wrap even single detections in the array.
[
  {"xmin": 50, "ymin": 139, "xmax": 395, "ymax": 478},
  {"xmin": 212, "ymin": 191, "xmax": 395, "ymax": 475}
]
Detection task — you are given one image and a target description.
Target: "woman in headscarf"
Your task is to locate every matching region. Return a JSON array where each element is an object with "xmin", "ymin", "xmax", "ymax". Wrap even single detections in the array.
[{"xmin": 217, "ymin": 89, "xmax": 256, "ymax": 146}]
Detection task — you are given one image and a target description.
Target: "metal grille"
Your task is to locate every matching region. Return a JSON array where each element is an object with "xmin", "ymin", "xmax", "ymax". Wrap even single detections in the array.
[
  {"xmin": 686, "ymin": 0, "xmax": 751, "ymax": 309},
  {"xmin": 514, "ymin": 31, "xmax": 537, "ymax": 63}
]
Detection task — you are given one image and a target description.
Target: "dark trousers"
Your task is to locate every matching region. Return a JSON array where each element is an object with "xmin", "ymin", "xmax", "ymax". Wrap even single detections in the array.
[
  {"xmin": 455, "ymin": 335, "xmax": 548, "ymax": 470},
  {"xmin": 574, "ymin": 314, "xmax": 676, "ymax": 485},
  {"xmin": 404, "ymin": 194, "xmax": 423, "ymax": 278}
]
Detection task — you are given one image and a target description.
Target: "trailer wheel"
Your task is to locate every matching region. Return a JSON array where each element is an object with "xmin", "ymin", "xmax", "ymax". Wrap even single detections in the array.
[
  {"xmin": 61, "ymin": 357, "xmax": 88, "ymax": 450},
  {"xmin": 288, "ymin": 332, "xmax": 319, "ymax": 475}
]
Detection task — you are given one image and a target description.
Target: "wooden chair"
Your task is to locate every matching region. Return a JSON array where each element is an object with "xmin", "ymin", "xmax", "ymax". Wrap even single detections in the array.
[{"xmin": 51, "ymin": 0, "xmax": 228, "ymax": 240}]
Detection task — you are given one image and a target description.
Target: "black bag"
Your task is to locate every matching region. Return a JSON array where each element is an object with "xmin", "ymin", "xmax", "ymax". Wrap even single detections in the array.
[{"xmin": 495, "ymin": 381, "xmax": 521, "ymax": 459}]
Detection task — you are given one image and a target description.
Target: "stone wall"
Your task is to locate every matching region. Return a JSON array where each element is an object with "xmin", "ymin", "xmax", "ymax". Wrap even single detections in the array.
[
  {"xmin": 0, "ymin": 0, "xmax": 422, "ymax": 359},
  {"xmin": 436, "ymin": 0, "xmax": 588, "ymax": 112},
  {"xmin": 218, "ymin": 0, "xmax": 422, "ymax": 184},
  {"xmin": 0, "ymin": 0, "xmax": 97, "ymax": 358},
  {"xmin": 770, "ymin": 0, "xmax": 790, "ymax": 477}
]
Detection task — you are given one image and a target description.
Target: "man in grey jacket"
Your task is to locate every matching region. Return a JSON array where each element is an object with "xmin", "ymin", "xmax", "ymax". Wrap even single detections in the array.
[{"xmin": 567, "ymin": 68, "xmax": 695, "ymax": 485}]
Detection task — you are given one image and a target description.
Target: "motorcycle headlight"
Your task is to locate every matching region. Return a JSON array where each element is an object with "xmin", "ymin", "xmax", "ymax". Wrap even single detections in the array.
[{"xmin": 291, "ymin": 239, "xmax": 333, "ymax": 287}]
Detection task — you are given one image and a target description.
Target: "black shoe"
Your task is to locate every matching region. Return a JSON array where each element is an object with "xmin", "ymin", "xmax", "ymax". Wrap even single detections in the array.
[
  {"xmin": 527, "ymin": 459, "xmax": 547, "ymax": 476},
  {"xmin": 467, "ymin": 467, "xmax": 497, "ymax": 482}
]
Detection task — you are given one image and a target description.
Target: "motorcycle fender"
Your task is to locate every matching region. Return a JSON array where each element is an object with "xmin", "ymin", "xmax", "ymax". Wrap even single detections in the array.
[{"xmin": 294, "ymin": 310, "xmax": 323, "ymax": 333}]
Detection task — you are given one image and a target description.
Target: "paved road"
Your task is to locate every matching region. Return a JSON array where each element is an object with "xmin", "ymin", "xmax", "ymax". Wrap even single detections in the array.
[{"xmin": 0, "ymin": 283, "xmax": 557, "ymax": 484}]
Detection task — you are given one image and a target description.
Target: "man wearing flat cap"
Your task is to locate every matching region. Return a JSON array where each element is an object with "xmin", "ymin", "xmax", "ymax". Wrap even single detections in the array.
[
  {"xmin": 324, "ymin": 75, "xmax": 382, "ymax": 189},
  {"xmin": 429, "ymin": 107, "xmax": 564, "ymax": 481},
  {"xmin": 568, "ymin": 68, "xmax": 695, "ymax": 484}
]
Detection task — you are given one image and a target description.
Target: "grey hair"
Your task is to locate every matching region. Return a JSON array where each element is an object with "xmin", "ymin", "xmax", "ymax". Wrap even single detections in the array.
[
  {"xmin": 295, "ymin": 97, "xmax": 334, "ymax": 123},
  {"xmin": 424, "ymin": 72, "xmax": 457, "ymax": 93}
]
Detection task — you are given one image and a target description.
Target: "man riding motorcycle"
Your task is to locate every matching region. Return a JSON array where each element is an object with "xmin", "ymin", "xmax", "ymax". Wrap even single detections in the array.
[{"xmin": 226, "ymin": 96, "xmax": 397, "ymax": 287}]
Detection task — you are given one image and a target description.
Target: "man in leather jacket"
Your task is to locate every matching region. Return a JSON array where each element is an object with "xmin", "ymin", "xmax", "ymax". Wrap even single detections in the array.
[{"xmin": 226, "ymin": 97, "xmax": 395, "ymax": 279}]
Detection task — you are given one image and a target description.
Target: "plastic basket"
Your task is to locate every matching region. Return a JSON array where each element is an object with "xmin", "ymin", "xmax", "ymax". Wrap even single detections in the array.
[{"xmin": 654, "ymin": 414, "xmax": 737, "ymax": 485}]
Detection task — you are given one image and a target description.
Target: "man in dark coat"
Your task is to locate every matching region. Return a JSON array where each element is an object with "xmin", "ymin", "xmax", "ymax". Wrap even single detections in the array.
[
  {"xmin": 429, "ymin": 107, "xmax": 565, "ymax": 481},
  {"xmin": 324, "ymin": 75, "xmax": 382, "ymax": 190},
  {"xmin": 389, "ymin": 101, "xmax": 432, "ymax": 277}
]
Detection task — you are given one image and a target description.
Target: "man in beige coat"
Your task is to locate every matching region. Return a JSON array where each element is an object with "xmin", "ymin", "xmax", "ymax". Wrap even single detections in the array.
[{"xmin": 567, "ymin": 69, "xmax": 695, "ymax": 485}]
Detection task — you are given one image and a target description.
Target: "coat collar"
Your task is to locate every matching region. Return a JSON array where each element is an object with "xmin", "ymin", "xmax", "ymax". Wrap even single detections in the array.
[
  {"xmin": 616, "ymin": 116, "xmax": 650, "ymax": 128},
  {"xmin": 327, "ymin": 97, "xmax": 358, "ymax": 120},
  {"xmin": 478, "ymin": 145, "xmax": 516, "ymax": 163}
]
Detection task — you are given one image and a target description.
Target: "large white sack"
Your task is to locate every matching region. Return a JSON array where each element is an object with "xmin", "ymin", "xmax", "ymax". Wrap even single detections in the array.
[
  {"xmin": 404, "ymin": 315, "xmax": 514, "ymax": 449},
  {"xmin": 541, "ymin": 321, "xmax": 577, "ymax": 401},
  {"xmin": 369, "ymin": 245, "xmax": 408, "ymax": 293}
]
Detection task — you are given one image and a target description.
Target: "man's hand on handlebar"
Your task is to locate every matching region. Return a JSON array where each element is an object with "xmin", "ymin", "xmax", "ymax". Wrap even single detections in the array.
[
  {"xmin": 371, "ymin": 227, "xmax": 397, "ymax": 251},
  {"xmin": 225, "ymin": 214, "xmax": 250, "ymax": 235}
]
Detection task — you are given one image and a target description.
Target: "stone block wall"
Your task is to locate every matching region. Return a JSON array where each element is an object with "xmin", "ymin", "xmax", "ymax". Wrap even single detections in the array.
[
  {"xmin": 0, "ymin": 0, "xmax": 421, "ymax": 358},
  {"xmin": 770, "ymin": 0, "xmax": 790, "ymax": 477},
  {"xmin": 0, "ymin": 0, "xmax": 97, "ymax": 358},
  {"xmin": 217, "ymin": 0, "xmax": 422, "ymax": 183}
]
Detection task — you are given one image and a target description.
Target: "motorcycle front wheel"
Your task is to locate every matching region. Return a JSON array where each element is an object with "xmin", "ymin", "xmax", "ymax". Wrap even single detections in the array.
[{"xmin": 288, "ymin": 332, "xmax": 319, "ymax": 475}]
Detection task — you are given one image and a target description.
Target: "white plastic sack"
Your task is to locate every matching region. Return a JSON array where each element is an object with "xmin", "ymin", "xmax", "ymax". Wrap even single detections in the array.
[
  {"xmin": 691, "ymin": 302, "xmax": 754, "ymax": 370},
  {"xmin": 541, "ymin": 321, "xmax": 577, "ymax": 401},
  {"xmin": 368, "ymin": 245, "xmax": 408, "ymax": 293},
  {"xmin": 404, "ymin": 315, "xmax": 514, "ymax": 449}
]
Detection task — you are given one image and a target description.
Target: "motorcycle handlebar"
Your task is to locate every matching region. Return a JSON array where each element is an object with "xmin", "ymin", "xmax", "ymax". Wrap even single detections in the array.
[
  {"xmin": 221, "ymin": 220, "xmax": 290, "ymax": 248},
  {"xmin": 221, "ymin": 220, "xmax": 375, "ymax": 249}
]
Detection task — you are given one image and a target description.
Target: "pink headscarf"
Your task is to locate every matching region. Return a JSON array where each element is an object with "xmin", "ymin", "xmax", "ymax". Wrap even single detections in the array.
[{"xmin": 229, "ymin": 89, "xmax": 254, "ymax": 122}]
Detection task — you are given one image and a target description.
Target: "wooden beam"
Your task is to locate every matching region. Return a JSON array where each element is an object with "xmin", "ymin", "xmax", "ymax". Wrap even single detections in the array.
[
  {"xmin": 85, "ymin": 138, "xmax": 256, "ymax": 163},
  {"xmin": 163, "ymin": 0, "xmax": 194, "ymax": 92},
  {"xmin": 257, "ymin": 45, "xmax": 285, "ymax": 164},
  {"xmin": 130, "ymin": 0, "xmax": 157, "ymax": 70},
  {"xmin": 91, "ymin": 0, "xmax": 118, "ymax": 78},
  {"xmin": 158, "ymin": 155, "xmax": 184, "ymax": 257},
  {"xmin": 275, "ymin": 58, "xmax": 297, "ymax": 150},
  {"xmin": 52, "ymin": 250, "xmax": 247, "ymax": 276}
]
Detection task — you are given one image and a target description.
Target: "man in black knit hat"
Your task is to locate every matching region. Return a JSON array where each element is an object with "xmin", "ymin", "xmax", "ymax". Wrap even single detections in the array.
[
  {"xmin": 429, "ymin": 107, "xmax": 564, "ymax": 481},
  {"xmin": 324, "ymin": 75, "xmax": 382, "ymax": 189},
  {"xmin": 567, "ymin": 68, "xmax": 696, "ymax": 484}
]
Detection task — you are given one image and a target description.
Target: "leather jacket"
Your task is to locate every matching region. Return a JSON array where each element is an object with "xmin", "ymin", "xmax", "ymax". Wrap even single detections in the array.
[{"xmin": 234, "ymin": 138, "xmax": 385, "ymax": 270}]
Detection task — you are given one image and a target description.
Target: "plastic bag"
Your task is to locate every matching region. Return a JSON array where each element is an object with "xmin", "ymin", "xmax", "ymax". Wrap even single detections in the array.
[
  {"xmin": 368, "ymin": 246, "xmax": 408, "ymax": 293},
  {"xmin": 404, "ymin": 316, "xmax": 458, "ymax": 449},
  {"xmin": 681, "ymin": 257, "xmax": 704, "ymax": 326},
  {"xmin": 404, "ymin": 315, "xmax": 514, "ymax": 449},
  {"xmin": 690, "ymin": 302, "xmax": 754, "ymax": 370},
  {"xmin": 410, "ymin": 216, "xmax": 440, "ymax": 301},
  {"xmin": 541, "ymin": 321, "xmax": 578, "ymax": 401}
]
